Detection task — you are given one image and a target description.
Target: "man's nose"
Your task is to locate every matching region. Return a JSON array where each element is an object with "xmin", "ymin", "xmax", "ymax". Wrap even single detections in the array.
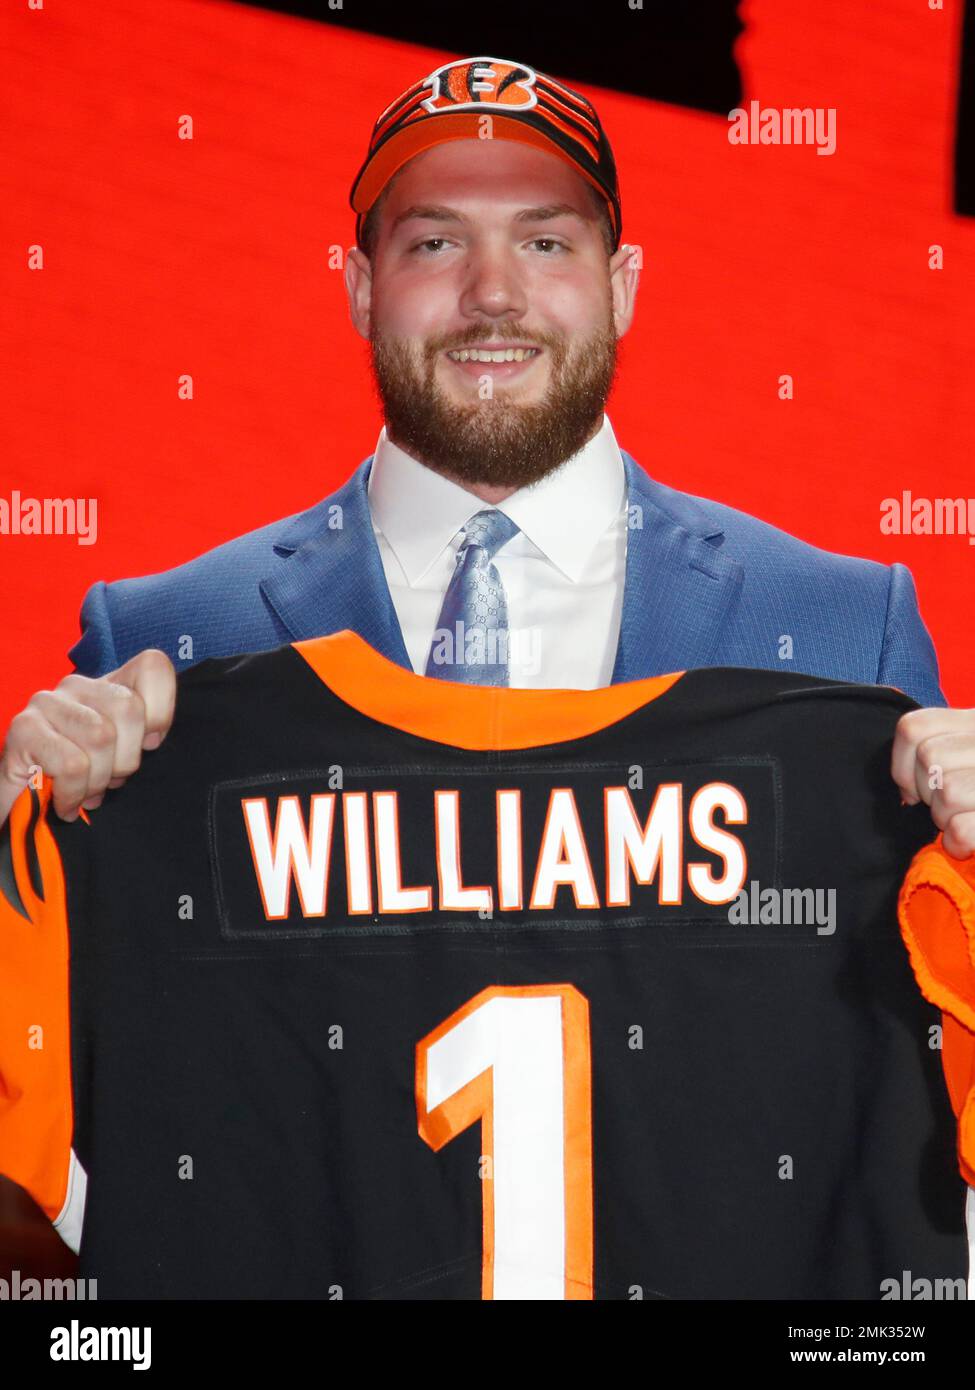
[{"xmin": 457, "ymin": 244, "xmax": 529, "ymax": 321}]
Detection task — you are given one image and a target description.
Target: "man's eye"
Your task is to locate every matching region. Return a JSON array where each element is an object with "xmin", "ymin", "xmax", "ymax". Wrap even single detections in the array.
[{"xmin": 410, "ymin": 237, "xmax": 566, "ymax": 255}]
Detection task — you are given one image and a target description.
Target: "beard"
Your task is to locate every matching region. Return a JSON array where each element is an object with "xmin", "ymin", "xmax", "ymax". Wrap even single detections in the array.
[{"xmin": 368, "ymin": 310, "xmax": 619, "ymax": 490}]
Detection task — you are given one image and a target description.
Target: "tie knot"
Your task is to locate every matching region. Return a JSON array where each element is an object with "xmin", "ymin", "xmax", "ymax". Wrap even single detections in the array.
[{"xmin": 459, "ymin": 509, "xmax": 520, "ymax": 562}]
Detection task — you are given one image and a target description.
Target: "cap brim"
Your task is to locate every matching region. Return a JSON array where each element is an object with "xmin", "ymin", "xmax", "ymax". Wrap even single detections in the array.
[{"xmin": 351, "ymin": 112, "xmax": 618, "ymax": 246}]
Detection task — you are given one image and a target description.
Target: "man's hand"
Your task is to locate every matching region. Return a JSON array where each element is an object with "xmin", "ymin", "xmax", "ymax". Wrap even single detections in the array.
[
  {"xmin": 892, "ymin": 707, "xmax": 975, "ymax": 859},
  {"xmin": 0, "ymin": 650, "xmax": 177, "ymax": 830}
]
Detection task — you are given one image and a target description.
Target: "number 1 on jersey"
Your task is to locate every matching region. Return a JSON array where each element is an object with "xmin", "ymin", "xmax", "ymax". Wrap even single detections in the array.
[{"xmin": 416, "ymin": 984, "xmax": 594, "ymax": 1300}]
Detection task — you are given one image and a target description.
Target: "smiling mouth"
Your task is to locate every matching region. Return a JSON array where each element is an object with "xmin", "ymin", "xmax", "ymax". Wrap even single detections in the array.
[{"xmin": 445, "ymin": 346, "xmax": 542, "ymax": 364}]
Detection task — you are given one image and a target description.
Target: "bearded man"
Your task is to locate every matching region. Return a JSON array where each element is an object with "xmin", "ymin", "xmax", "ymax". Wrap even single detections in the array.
[{"xmin": 3, "ymin": 55, "xmax": 966, "ymax": 841}]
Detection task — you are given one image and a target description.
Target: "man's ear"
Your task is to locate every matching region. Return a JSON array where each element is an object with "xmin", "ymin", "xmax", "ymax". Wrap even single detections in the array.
[
  {"xmin": 345, "ymin": 246, "xmax": 373, "ymax": 341},
  {"xmin": 608, "ymin": 242, "xmax": 640, "ymax": 341}
]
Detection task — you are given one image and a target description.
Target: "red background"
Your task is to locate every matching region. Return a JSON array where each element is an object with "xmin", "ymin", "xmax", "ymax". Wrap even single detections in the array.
[
  {"xmin": 0, "ymin": 0, "xmax": 973, "ymax": 1261},
  {"xmin": 2, "ymin": 0, "xmax": 974, "ymax": 725}
]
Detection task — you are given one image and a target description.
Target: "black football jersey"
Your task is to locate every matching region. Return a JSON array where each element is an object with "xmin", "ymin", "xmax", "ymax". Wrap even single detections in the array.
[{"xmin": 1, "ymin": 630, "xmax": 973, "ymax": 1300}]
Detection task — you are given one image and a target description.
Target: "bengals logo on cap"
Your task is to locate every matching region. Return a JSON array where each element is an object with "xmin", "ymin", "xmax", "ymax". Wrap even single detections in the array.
[
  {"xmin": 351, "ymin": 53, "xmax": 622, "ymax": 252},
  {"xmin": 420, "ymin": 57, "xmax": 539, "ymax": 114}
]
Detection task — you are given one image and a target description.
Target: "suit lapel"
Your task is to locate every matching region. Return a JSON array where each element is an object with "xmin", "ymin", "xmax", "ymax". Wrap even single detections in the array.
[
  {"xmin": 261, "ymin": 449, "xmax": 744, "ymax": 685},
  {"xmin": 612, "ymin": 452, "xmax": 744, "ymax": 683},
  {"xmin": 260, "ymin": 458, "xmax": 412, "ymax": 668}
]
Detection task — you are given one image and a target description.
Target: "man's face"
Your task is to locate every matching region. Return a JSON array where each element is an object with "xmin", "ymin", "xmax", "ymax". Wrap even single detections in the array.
[{"xmin": 348, "ymin": 139, "xmax": 636, "ymax": 492}]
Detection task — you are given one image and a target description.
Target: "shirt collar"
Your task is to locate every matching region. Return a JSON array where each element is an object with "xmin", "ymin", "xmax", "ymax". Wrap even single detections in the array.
[{"xmin": 367, "ymin": 413, "xmax": 626, "ymax": 584}]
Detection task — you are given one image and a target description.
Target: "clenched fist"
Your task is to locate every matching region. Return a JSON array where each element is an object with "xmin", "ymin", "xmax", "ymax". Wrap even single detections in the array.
[{"xmin": 0, "ymin": 649, "xmax": 177, "ymax": 830}]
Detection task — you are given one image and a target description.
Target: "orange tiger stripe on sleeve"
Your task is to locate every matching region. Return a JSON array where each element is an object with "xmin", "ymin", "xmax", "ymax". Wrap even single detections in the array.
[
  {"xmin": 898, "ymin": 832, "xmax": 975, "ymax": 1187},
  {"xmin": 0, "ymin": 780, "xmax": 78, "ymax": 1229}
]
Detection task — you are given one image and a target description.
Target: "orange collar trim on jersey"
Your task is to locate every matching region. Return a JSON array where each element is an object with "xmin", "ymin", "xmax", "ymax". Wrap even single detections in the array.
[{"xmin": 293, "ymin": 630, "xmax": 684, "ymax": 751}]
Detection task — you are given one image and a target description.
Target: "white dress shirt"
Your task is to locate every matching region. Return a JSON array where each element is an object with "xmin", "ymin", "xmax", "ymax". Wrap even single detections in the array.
[{"xmin": 366, "ymin": 413, "xmax": 628, "ymax": 689}]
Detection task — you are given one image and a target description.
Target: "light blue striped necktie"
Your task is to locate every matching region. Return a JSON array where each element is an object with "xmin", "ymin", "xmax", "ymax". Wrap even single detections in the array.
[{"xmin": 425, "ymin": 509, "xmax": 521, "ymax": 685}]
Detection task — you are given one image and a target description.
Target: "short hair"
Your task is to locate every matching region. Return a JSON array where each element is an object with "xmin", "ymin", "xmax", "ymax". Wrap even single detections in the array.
[{"xmin": 357, "ymin": 173, "xmax": 616, "ymax": 261}]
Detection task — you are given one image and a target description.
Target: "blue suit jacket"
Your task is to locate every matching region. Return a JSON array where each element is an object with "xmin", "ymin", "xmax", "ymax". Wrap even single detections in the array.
[{"xmin": 68, "ymin": 451, "xmax": 948, "ymax": 708}]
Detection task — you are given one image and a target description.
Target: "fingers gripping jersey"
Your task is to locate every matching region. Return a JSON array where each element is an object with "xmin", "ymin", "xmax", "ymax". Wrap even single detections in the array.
[{"xmin": 1, "ymin": 630, "xmax": 974, "ymax": 1300}]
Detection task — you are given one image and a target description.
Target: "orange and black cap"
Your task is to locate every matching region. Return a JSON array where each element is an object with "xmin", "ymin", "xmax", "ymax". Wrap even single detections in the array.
[{"xmin": 349, "ymin": 55, "xmax": 622, "ymax": 252}]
